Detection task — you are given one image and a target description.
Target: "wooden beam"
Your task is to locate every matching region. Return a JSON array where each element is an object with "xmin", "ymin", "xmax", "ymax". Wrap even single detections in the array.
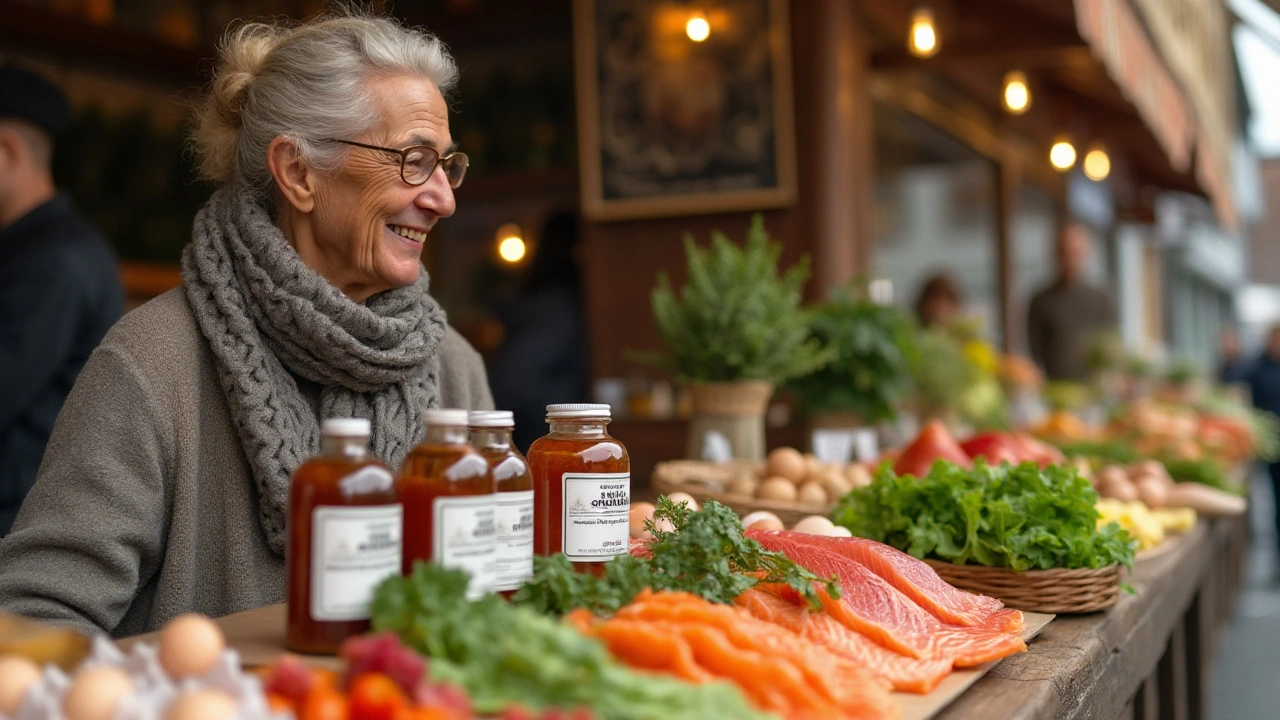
[{"xmin": 872, "ymin": 39, "xmax": 1087, "ymax": 70}]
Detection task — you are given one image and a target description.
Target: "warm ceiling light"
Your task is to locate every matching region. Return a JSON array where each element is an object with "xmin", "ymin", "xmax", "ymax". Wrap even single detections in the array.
[
  {"xmin": 686, "ymin": 15, "xmax": 710, "ymax": 42},
  {"xmin": 908, "ymin": 7, "xmax": 939, "ymax": 58},
  {"xmin": 1049, "ymin": 137, "xmax": 1077, "ymax": 171},
  {"xmin": 1083, "ymin": 145, "xmax": 1111, "ymax": 181},
  {"xmin": 1002, "ymin": 71, "xmax": 1031, "ymax": 115},
  {"xmin": 496, "ymin": 223, "xmax": 526, "ymax": 263}
]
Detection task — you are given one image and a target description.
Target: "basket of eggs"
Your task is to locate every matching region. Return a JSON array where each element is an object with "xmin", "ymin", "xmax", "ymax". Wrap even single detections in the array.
[{"xmin": 651, "ymin": 447, "xmax": 873, "ymax": 527}]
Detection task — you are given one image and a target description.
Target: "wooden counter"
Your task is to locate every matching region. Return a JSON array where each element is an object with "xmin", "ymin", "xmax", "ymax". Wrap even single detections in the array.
[{"xmin": 935, "ymin": 514, "xmax": 1249, "ymax": 720}]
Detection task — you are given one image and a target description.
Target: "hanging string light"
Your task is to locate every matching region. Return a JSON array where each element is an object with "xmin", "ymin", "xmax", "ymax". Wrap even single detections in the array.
[
  {"xmin": 496, "ymin": 223, "xmax": 526, "ymax": 264},
  {"xmin": 908, "ymin": 6, "xmax": 939, "ymax": 58},
  {"xmin": 1002, "ymin": 71, "xmax": 1031, "ymax": 115},
  {"xmin": 1083, "ymin": 144, "xmax": 1111, "ymax": 181},
  {"xmin": 685, "ymin": 13, "xmax": 710, "ymax": 42},
  {"xmin": 1049, "ymin": 136, "xmax": 1077, "ymax": 171}
]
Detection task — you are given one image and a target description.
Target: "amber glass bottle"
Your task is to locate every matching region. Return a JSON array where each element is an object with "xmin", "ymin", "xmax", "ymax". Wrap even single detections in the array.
[
  {"xmin": 469, "ymin": 411, "xmax": 534, "ymax": 594},
  {"xmin": 286, "ymin": 418, "xmax": 401, "ymax": 655},
  {"xmin": 528, "ymin": 404, "xmax": 630, "ymax": 573},
  {"xmin": 398, "ymin": 408, "xmax": 496, "ymax": 599}
]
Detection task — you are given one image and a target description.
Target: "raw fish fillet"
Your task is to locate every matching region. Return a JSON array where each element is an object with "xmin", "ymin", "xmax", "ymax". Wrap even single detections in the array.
[
  {"xmin": 590, "ymin": 618, "xmax": 716, "ymax": 683},
  {"xmin": 736, "ymin": 587, "xmax": 953, "ymax": 694},
  {"xmin": 752, "ymin": 530, "xmax": 1023, "ymax": 633},
  {"xmin": 616, "ymin": 591, "xmax": 897, "ymax": 719},
  {"xmin": 752, "ymin": 533, "xmax": 1026, "ymax": 667}
]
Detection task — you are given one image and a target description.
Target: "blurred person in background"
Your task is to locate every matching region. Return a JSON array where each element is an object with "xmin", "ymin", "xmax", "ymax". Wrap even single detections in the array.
[
  {"xmin": 1217, "ymin": 326, "xmax": 1252, "ymax": 385},
  {"xmin": 1248, "ymin": 326, "xmax": 1280, "ymax": 562},
  {"xmin": 0, "ymin": 64, "xmax": 123, "ymax": 536},
  {"xmin": 488, "ymin": 211, "xmax": 588, "ymax": 452},
  {"xmin": 1027, "ymin": 221, "xmax": 1116, "ymax": 381},
  {"xmin": 914, "ymin": 272, "xmax": 963, "ymax": 329},
  {"xmin": 0, "ymin": 13, "xmax": 492, "ymax": 636}
]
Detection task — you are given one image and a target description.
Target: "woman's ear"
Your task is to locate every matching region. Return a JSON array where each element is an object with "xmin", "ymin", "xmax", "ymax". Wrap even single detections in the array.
[{"xmin": 266, "ymin": 136, "xmax": 315, "ymax": 213}]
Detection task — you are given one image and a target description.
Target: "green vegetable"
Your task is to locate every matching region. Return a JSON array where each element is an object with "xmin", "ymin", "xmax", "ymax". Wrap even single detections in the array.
[
  {"xmin": 373, "ymin": 563, "xmax": 774, "ymax": 720},
  {"xmin": 908, "ymin": 328, "xmax": 979, "ymax": 416},
  {"xmin": 513, "ymin": 497, "xmax": 839, "ymax": 616},
  {"xmin": 831, "ymin": 460, "xmax": 1136, "ymax": 571},
  {"xmin": 1053, "ymin": 440, "xmax": 1141, "ymax": 465},
  {"xmin": 1158, "ymin": 456, "xmax": 1242, "ymax": 494},
  {"xmin": 788, "ymin": 286, "xmax": 918, "ymax": 423},
  {"xmin": 645, "ymin": 214, "xmax": 833, "ymax": 384}
]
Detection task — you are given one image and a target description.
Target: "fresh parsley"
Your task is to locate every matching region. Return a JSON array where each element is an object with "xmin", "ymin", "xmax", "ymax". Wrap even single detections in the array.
[
  {"xmin": 832, "ymin": 460, "xmax": 1136, "ymax": 571},
  {"xmin": 513, "ymin": 497, "xmax": 840, "ymax": 616}
]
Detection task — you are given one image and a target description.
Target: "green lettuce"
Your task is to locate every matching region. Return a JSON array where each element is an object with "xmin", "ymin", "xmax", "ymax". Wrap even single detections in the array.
[{"xmin": 831, "ymin": 460, "xmax": 1136, "ymax": 571}]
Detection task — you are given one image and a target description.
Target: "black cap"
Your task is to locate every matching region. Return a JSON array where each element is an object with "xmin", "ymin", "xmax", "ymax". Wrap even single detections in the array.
[{"xmin": 0, "ymin": 64, "xmax": 72, "ymax": 136}]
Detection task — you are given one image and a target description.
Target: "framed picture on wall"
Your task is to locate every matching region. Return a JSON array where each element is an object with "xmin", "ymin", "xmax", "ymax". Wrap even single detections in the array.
[{"xmin": 573, "ymin": 0, "xmax": 797, "ymax": 221}]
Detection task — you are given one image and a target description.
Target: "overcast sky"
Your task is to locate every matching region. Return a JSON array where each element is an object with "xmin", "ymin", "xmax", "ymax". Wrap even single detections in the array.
[{"xmin": 1233, "ymin": 0, "xmax": 1280, "ymax": 156}]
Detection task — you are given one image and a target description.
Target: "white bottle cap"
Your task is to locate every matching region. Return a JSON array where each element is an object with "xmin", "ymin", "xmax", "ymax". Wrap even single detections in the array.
[
  {"xmin": 546, "ymin": 403, "xmax": 612, "ymax": 419},
  {"xmin": 322, "ymin": 418, "xmax": 371, "ymax": 437},
  {"xmin": 468, "ymin": 410, "xmax": 515, "ymax": 427},
  {"xmin": 422, "ymin": 408, "xmax": 469, "ymax": 426}
]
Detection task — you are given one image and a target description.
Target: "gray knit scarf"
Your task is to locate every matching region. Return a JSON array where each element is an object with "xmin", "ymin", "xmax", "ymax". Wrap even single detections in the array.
[{"xmin": 182, "ymin": 184, "xmax": 447, "ymax": 555}]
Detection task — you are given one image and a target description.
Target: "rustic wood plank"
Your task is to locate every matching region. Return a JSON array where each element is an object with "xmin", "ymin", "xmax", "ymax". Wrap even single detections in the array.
[{"xmin": 934, "ymin": 521, "xmax": 1216, "ymax": 719}]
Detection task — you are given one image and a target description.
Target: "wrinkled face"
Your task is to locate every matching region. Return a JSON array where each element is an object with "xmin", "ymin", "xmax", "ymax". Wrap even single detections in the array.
[{"xmin": 308, "ymin": 74, "xmax": 456, "ymax": 300}]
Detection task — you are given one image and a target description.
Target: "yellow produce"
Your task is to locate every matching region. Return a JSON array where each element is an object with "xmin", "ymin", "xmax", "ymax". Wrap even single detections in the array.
[
  {"xmin": 1151, "ymin": 506, "xmax": 1197, "ymax": 533},
  {"xmin": 1096, "ymin": 498, "xmax": 1164, "ymax": 550}
]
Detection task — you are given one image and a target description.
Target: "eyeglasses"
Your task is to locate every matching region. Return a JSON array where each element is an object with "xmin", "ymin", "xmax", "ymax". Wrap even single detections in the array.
[{"xmin": 324, "ymin": 138, "xmax": 469, "ymax": 188}]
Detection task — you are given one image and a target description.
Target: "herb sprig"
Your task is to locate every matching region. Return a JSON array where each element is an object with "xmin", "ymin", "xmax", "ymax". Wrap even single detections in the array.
[{"xmin": 513, "ymin": 497, "xmax": 839, "ymax": 616}]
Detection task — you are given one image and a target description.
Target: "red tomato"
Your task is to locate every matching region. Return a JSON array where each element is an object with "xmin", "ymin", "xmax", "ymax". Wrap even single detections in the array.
[
  {"xmin": 1008, "ymin": 433, "xmax": 1065, "ymax": 468},
  {"xmin": 959, "ymin": 433, "xmax": 1022, "ymax": 466},
  {"xmin": 893, "ymin": 421, "xmax": 972, "ymax": 477},
  {"xmin": 349, "ymin": 673, "xmax": 409, "ymax": 720},
  {"xmin": 300, "ymin": 687, "xmax": 349, "ymax": 720}
]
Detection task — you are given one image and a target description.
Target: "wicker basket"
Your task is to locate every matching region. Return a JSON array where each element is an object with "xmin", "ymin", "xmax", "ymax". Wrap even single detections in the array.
[
  {"xmin": 923, "ymin": 560, "xmax": 1123, "ymax": 614},
  {"xmin": 651, "ymin": 460, "xmax": 832, "ymax": 527}
]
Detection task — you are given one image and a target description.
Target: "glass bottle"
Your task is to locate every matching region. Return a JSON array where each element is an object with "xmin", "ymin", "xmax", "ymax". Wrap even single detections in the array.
[
  {"xmin": 469, "ymin": 411, "xmax": 534, "ymax": 595},
  {"xmin": 528, "ymin": 404, "xmax": 630, "ymax": 573},
  {"xmin": 398, "ymin": 408, "xmax": 496, "ymax": 599},
  {"xmin": 286, "ymin": 418, "xmax": 401, "ymax": 655}
]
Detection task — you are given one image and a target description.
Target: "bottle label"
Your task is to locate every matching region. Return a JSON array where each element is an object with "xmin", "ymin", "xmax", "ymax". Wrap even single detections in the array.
[
  {"xmin": 561, "ymin": 472, "xmax": 630, "ymax": 562},
  {"xmin": 433, "ymin": 495, "xmax": 498, "ymax": 599},
  {"xmin": 310, "ymin": 504, "xmax": 403, "ymax": 621},
  {"xmin": 494, "ymin": 490, "xmax": 534, "ymax": 591}
]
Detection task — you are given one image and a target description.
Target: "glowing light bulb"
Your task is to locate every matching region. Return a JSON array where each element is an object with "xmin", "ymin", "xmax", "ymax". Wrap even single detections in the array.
[
  {"xmin": 499, "ymin": 236, "xmax": 526, "ymax": 263},
  {"xmin": 908, "ymin": 7, "xmax": 939, "ymax": 57},
  {"xmin": 686, "ymin": 15, "xmax": 710, "ymax": 42},
  {"xmin": 1083, "ymin": 146, "xmax": 1111, "ymax": 181},
  {"xmin": 1050, "ymin": 139, "xmax": 1077, "ymax": 171},
  {"xmin": 1003, "ymin": 71, "xmax": 1030, "ymax": 115}
]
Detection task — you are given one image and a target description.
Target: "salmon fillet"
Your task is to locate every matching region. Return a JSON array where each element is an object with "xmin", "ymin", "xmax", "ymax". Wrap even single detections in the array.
[
  {"xmin": 752, "ymin": 530, "xmax": 1023, "ymax": 633},
  {"xmin": 752, "ymin": 533, "xmax": 1026, "ymax": 667},
  {"xmin": 735, "ymin": 587, "xmax": 953, "ymax": 694}
]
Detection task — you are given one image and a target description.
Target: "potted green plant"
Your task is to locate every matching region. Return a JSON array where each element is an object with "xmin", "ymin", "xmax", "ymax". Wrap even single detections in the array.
[
  {"xmin": 789, "ymin": 285, "xmax": 918, "ymax": 432},
  {"xmin": 648, "ymin": 214, "xmax": 832, "ymax": 460}
]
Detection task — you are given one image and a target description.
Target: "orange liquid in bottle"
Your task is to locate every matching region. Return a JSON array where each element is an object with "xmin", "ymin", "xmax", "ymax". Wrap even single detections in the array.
[
  {"xmin": 528, "ymin": 404, "xmax": 630, "ymax": 574},
  {"xmin": 398, "ymin": 410, "xmax": 496, "ymax": 598},
  {"xmin": 287, "ymin": 420, "xmax": 400, "ymax": 655},
  {"xmin": 471, "ymin": 411, "xmax": 534, "ymax": 596}
]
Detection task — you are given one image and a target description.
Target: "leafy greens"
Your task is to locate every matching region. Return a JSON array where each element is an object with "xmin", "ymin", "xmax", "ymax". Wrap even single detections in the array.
[
  {"xmin": 513, "ymin": 497, "xmax": 840, "ymax": 616},
  {"xmin": 372, "ymin": 563, "xmax": 773, "ymax": 720},
  {"xmin": 831, "ymin": 460, "xmax": 1136, "ymax": 571}
]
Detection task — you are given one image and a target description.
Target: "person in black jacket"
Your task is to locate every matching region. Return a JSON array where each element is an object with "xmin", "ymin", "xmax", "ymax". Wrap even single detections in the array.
[
  {"xmin": 1249, "ymin": 326, "xmax": 1280, "ymax": 558},
  {"xmin": 0, "ymin": 64, "xmax": 123, "ymax": 534}
]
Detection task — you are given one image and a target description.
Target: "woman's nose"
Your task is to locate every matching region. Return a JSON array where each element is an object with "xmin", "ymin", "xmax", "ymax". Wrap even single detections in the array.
[{"xmin": 415, "ymin": 166, "xmax": 456, "ymax": 218}]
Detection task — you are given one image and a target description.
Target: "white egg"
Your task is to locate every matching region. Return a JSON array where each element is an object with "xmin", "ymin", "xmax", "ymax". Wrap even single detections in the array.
[
  {"xmin": 791, "ymin": 516, "xmax": 835, "ymax": 535},
  {"xmin": 740, "ymin": 511, "xmax": 785, "ymax": 532},
  {"xmin": 664, "ymin": 492, "xmax": 701, "ymax": 512},
  {"xmin": 827, "ymin": 525, "xmax": 854, "ymax": 537}
]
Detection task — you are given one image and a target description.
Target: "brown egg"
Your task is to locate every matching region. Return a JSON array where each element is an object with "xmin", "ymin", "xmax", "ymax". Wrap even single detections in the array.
[
  {"xmin": 765, "ymin": 447, "xmax": 807, "ymax": 483},
  {"xmin": 664, "ymin": 492, "xmax": 701, "ymax": 512},
  {"xmin": 159, "ymin": 614, "xmax": 225, "ymax": 679},
  {"xmin": 629, "ymin": 501, "xmax": 656, "ymax": 539},
  {"xmin": 845, "ymin": 464, "xmax": 874, "ymax": 488},
  {"xmin": 64, "ymin": 666, "xmax": 132, "ymax": 720},
  {"xmin": 797, "ymin": 481, "xmax": 828, "ymax": 507},
  {"xmin": 803, "ymin": 454, "xmax": 825, "ymax": 481},
  {"xmin": 165, "ymin": 689, "xmax": 239, "ymax": 720},
  {"xmin": 757, "ymin": 477, "xmax": 798, "ymax": 502},
  {"xmin": 820, "ymin": 471, "xmax": 853, "ymax": 499},
  {"xmin": 741, "ymin": 511, "xmax": 785, "ymax": 532},
  {"xmin": 0, "ymin": 655, "xmax": 40, "ymax": 715},
  {"xmin": 726, "ymin": 473, "xmax": 759, "ymax": 497}
]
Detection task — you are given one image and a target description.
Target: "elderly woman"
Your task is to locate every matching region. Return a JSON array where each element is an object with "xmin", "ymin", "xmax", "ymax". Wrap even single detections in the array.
[{"xmin": 0, "ymin": 14, "xmax": 492, "ymax": 637}]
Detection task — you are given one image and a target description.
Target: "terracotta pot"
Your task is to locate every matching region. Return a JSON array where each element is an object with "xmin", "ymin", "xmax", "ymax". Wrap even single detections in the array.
[{"xmin": 686, "ymin": 381, "xmax": 774, "ymax": 461}]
